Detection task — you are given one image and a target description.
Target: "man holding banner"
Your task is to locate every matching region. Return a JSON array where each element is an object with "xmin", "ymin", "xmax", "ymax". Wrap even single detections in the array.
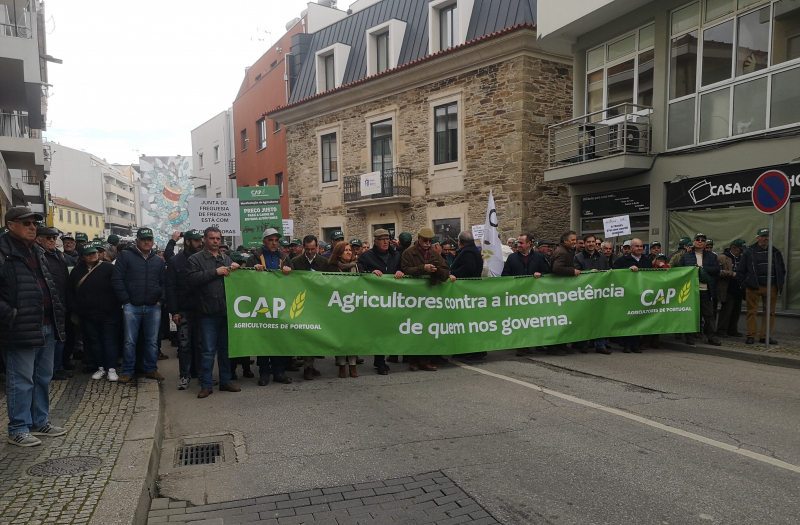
[
  {"xmin": 678, "ymin": 233, "xmax": 721, "ymax": 347},
  {"xmin": 186, "ymin": 227, "xmax": 241, "ymax": 398}
]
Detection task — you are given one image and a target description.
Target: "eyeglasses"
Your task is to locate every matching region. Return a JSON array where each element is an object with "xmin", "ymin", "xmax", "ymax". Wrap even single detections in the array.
[
  {"xmin": 375, "ymin": 237, "xmax": 390, "ymax": 242},
  {"xmin": 43, "ymin": 235, "xmax": 57, "ymax": 241},
  {"xmin": 419, "ymin": 237, "xmax": 433, "ymax": 243},
  {"xmin": 12, "ymin": 220, "xmax": 37, "ymax": 227}
]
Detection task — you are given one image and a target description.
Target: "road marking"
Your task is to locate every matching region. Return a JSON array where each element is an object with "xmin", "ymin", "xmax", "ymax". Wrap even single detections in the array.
[{"xmin": 455, "ymin": 363, "xmax": 800, "ymax": 474}]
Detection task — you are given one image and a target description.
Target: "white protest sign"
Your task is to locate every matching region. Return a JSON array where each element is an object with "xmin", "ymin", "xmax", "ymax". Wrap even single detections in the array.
[
  {"xmin": 603, "ymin": 215, "xmax": 632, "ymax": 238},
  {"xmin": 188, "ymin": 198, "xmax": 241, "ymax": 236},
  {"xmin": 471, "ymin": 225, "xmax": 485, "ymax": 243},
  {"xmin": 282, "ymin": 219, "xmax": 294, "ymax": 238},
  {"xmin": 360, "ymin": 172, "xmax": 382, "ymax": 196}
]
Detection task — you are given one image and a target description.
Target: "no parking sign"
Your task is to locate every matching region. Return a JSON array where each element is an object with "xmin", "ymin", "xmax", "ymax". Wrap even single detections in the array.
[{"xmin": 752, "ymin": 170, "xmax": 791, "ymax": 215}]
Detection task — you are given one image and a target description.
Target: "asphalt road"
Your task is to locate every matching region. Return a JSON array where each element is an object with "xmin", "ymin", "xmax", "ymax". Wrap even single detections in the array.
[{"xmin": 155, "ymin": 347, "xmax": 800, "ymax": 524}]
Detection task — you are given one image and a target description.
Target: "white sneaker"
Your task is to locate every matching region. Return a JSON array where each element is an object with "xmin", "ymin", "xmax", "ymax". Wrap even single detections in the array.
[
  {"xmin": 91, "ymin": 367, "xmax": 106, "ymax": 380},
  {"xmin": 107, "ymin": 368, "xmax": 119, "ymax": 382}
]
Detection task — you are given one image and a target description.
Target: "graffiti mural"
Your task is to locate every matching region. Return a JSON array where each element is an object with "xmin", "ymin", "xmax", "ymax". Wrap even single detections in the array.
[{"xmin": 138, "ymin": 156, "xmax": 194, "ymax": 246}]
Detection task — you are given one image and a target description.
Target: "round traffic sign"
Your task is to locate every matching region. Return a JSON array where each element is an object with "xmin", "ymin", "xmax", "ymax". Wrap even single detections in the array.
[{"xmin": 752, "ymin": 169, "xmax": 791, "ymax": 214}]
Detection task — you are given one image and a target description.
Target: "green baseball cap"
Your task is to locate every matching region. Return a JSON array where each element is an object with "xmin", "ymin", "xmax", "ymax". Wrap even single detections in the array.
[
  {"xmin": 90, "ymin": 240, "xmax": 106, "ymax": 252},
  {"xmin": 330, "ymin": 230, "xmax": 344, "ymax": 240},
  {"xmin": 61, "ymin": 233, "xmax": 74, "ymax": 241},
  {"xmin": 731, "ymin": 239, "xmax": 747, "ymax": 249},
  {"xmin": 228, "ymin": 252, "xmax": 246, "ymax": 263},
  {"xmin": 220, "ymin": 244, "xmax": 229, "ymax": 250},
  {"xmin": 678, "ymin": 236, "xmax": 691, "ymax": 246},
  {"xmin": 432, "ymin": 236, "xmax": 441, "ymax": 245},
  {"xmin": 279, "ymin": 239, "xmax": 290, "ymax": 247},
  {"xmin": 350, "ymin": 238, "xmax": 362, "ymax": 247},
  {"xmin": 107, "ymin": 234, "xmax": 120, "ymax": 245},
  {"xmin": 78, "ymin": 244, "xmax": 97, "ymax": 256},
  {"xmin": 290, "ymin": 238, "xmax": 302, "ymax": 246},
  {"xmin": 650, "ymin": 241, "xmax": 661, "ymax": 247},
  {"xmin": 757, "ymin": 228, "xmax": 769, "ymax": 237},
  {"xmin": 237, "ymin": 245, "xmax": 247, "ymax": 251},
  {"xmin": 705, "ymin": 238, "xmax": 714, "ymax": 246},
  {"xmin": 184, "ymin": 229, "xmax": 203, "ymax": 241},
  {"xmin": 398, "ymin": 232, "xmax": 412, "ymax": 243},
  {"xmin": 694, "ymin": 232, "xmax": 707, "ymax": 240},
  {"xmin": 136, "ymin": 228, "xmax": 154, "ymax": 239},
  {"xmin": 75, "ymin": 233, "xmax": 89, "ymax": 242},
  {"xmin": 0, "ymin": 226, "xmax": 8, "ymax": 235}
]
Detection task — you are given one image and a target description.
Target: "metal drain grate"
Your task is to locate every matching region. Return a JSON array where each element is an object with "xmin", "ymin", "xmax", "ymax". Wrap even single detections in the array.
[{"xmin": 177, "ymin": 442, "xmax": 222, "ymax": 466}]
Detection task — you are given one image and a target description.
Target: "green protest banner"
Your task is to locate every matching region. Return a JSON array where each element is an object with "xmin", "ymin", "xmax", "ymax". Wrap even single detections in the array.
[
  {"xmin": 225, "ymin": 268, "xmax": 699, "ymax": 357},
  {"xmin": 238, "ymin": 186, "xmax": 282, "ymax": 248}
]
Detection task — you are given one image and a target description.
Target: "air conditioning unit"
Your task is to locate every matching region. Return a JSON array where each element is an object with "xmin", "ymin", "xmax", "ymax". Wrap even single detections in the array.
[{"xmin": 607, "ymin": 122, "xmax": 649, "ymax": 154}]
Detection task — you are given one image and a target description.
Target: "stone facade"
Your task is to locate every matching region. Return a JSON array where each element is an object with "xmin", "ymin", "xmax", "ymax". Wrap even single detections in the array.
[{"xmin": 284, "ymin": 48, "xmax": 573, "ymax": 245}]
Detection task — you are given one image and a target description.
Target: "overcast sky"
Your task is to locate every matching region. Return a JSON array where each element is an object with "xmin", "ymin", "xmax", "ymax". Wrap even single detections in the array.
[{"xmin": 45, "ymin": 0, "xmax": 357, "ymax": 165}]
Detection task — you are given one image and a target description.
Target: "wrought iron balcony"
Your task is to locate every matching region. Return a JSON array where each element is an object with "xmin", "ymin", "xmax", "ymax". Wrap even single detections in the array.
[
  {"xmin": 548, "ymin": 103, "xmax": 653, "ymax": 169},
  {"xmin": 228, "ymin": 158, "xmax": 236, "ymax": 176},
  {"xmin": 343, "ymin": 168, "xmax": 411, "ymax": 205}
]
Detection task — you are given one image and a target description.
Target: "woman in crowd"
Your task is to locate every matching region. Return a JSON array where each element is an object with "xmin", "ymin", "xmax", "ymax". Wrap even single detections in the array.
[{"xmin": 327, "ymin": 242, "xmax": 364, "ymax": 378}]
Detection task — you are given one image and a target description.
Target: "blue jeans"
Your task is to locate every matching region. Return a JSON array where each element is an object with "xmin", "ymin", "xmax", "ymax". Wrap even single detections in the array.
[
  {"xmin": 199, "ymin": 316, "xmax": 232, "ymax": 389},
  {"xmin": 122, "ymin": 304, "xmax": 160, "ymax": 376},
  {"xmin": 82, "ymin": 311, "xmax": 122, "ymax": 371},
  {"xmin": 3, "ymin": 325, "xmax": 55, "ymax": 435},
  {"xmin": 53, "ymin": 340, "xmax": 65, "ymax": 373}
]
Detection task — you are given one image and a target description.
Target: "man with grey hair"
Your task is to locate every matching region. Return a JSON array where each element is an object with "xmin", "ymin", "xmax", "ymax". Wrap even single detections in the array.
[
  {"xmin": 601, "ymin": 241, "xmax": 616, "ymax": 266},
  {"xmin": 451, "ymin": 231, "xmax": 486, "ymax": 361}
]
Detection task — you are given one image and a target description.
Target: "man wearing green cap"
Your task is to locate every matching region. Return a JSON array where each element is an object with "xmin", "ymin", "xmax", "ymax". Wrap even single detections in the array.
[
  {"xmin": 112, "ymin": 227, "xmax": 167, "ymax": 383},
  {"xmin": 106, "ymin": 234, "xmax": 120, "ymax": 262},
  {"xmin": 717, "ymin": 239, "xmax": 747, "ymax": 338},
  {"xmin": 669, "ymin": 237, "xmax": 691, "ymax": 268},
  {"xmin": 75, "ymin": 232, "xmax": 89, "ymax": 248},
  {"xmin": 396, "ymin": 231, "xmax": 412, "ymax": 255},
  {"xmin": 350, "ymin": 239, "xmax": 363, "ymax": 258},
  {"xmin": 738, "ymin": 228, "xmax": 786, "ymax": 344},
  {"xmin": 289, "ymin": 238, "xmax": 303, "ymax": 258},
  {"xmin": 678, "ymin": 233, "xmax": 721, "ymax": 346},
  {"xmin": 166, "ymin": 229, "xmax": 204, "ymax": 390}
]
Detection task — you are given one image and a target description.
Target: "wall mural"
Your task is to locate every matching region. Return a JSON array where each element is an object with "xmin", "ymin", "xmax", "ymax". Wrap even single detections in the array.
[{"xmin": 138, "ymin": 156, "xmax": 194, "ymax": 246}]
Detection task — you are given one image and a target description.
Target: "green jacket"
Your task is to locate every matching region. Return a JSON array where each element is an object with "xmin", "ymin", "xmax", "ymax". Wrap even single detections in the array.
[{"xmin": 290, "ymin": 253, "xmax": 329, "ymax": 272}]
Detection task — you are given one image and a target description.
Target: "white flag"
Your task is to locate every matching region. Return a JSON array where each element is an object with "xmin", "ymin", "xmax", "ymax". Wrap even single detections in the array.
[{"xmin": 482, "ymin": 190, "xmax": 504, "ymax": 277}]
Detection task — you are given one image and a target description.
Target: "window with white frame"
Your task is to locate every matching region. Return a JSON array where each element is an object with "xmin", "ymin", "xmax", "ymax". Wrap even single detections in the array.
[
  {"xmin": 668, "ymin": 0, "xmax": 800, "ymax": 149},
  {"xmin": 440, "ymin": 5, "xmax": 457, "ymax": 50},
  {"xmin": 376, "ymin": 32, "xmax": 389, "ymax": 73},
  {"xmin": 429, "ymin": 0, "xmax": 474, "ymax": 54},
  {"xmin": 366, "ymin": 20, "xmax": 407, "ymax": 76},
  {"xmin": 434, "ymin": 102, "xmax": 458, "ymax": 165},
  {"xmin": 213, "ymin": 145, "xmax": 220, "ymax": 163},
  {"xmin": 316, "ymin": 43, "xmax": 351, "ymax": 94},
  {"xmin": 257, "ymin": 118, "xmax": 267, "ymax": 150},
  {"xmin": 276, "ymin": 173, "xmax": 284, "ymax": 197},
  {"xmin": 198, "ymin": 152, "xmax": 204, "ymax": 169},
  {"xmin": 324, "ymin": 55, "xmax": 335, "ymax": 90},
  {"xmin": 321, "ymin": 133, "xmax": 338, "ymax": 183},
  {"xmin": 585, "ymin": 23, "xmax": 655, "ymax": 122}
]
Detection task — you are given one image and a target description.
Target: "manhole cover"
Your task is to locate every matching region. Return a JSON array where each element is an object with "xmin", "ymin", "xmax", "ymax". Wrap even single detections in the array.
[
  {"xmin": 177, "ymin": 442, "xmax": 222, "ymax": 466},
  {"xmin": 27, "ymin": 456, "xmax": 103, "ymax": 477}
]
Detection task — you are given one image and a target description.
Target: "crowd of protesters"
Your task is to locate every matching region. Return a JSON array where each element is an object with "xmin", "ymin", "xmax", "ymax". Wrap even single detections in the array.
[{"xmin": 0, "ymin": 205, "xmax": 787, "ymax": 447}]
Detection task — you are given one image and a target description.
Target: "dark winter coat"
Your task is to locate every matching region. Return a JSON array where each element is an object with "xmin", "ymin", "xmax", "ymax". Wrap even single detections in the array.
[
  {"xmin": 401, "ymin": 244, "xmax": 450, "ymax": 285},
  {"xmin": 613, "ymin": 254, "xmax": 654, "ymax": 270},
  {"xmin": 720, "ymin": 248, "xmax": 744, "ymax": 298},
  {"xmin": 551, "ymin": 244, "xmax": 576, "ymax": 277},
  {"xmin": 186, "ymin": 249, "xmax": 234, "ymax": 317},
  {"xmin": 501, "ymin": 250, "xmax": 550, "ymax": 277},
  {"xmin": 41, "ymin": 247, "xmax": 69, "ymax": 305},
  {"xmin": 166, "ymin": 251, "xmax": 195, "ymax": 314},
  {"xmin": 0, "ymin": 234, "xmax": 66, "ymax": 348},
  {"xmin": 112, "ymin": 247, "xmax": 166, "ymax": 306},
  {"xmin": 290, "ymin": 253, "xmax": 329, "ymax": 272},
  {"xmin": 449, "ymin": 244, "xmax": 483, "ymax": 278},
  {"xmin": 574, "ymin": 250, "xmax": 609, "ymax": 271},
  {"xmin": 358, "ymin": 246, "xmax": 402, "ymax": 274},
  {"xmin": 678, "ymin": 249, "xmax": 720, "ymax": 297},
  {"xmin": 738, "ymin": 243, "xmax": 786, "ymax": 293},
  {"xmin": 68, "ymin": 261, "xmax": 120, "ymax": 316}
]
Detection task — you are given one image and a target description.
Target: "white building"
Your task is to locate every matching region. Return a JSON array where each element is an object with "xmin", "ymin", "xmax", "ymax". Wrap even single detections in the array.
[{"xmin": 190, "ymin": 108, "xmax": 236, "ymax": 200}]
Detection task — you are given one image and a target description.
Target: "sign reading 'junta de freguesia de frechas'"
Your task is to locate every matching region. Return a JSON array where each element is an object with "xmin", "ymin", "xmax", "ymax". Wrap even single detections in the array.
[{"xmin": 225, "ymin": 268, "xmax": 699, "ymax": 356}]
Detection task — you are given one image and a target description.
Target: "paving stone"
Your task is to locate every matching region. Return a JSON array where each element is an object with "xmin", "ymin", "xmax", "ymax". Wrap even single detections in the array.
[{"xmin": 151, "ymin": 498, "xmax": 171, "ymax": 510}]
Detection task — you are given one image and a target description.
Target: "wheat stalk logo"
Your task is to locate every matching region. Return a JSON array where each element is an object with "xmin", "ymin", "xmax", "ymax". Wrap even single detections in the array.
[
  {"xmin": 678, "ymin": 282, "xmax": 691, "ymax": 303},
  {"xmin": 290, "ymin": 290, "xmax": 306, "ymax": 319}
]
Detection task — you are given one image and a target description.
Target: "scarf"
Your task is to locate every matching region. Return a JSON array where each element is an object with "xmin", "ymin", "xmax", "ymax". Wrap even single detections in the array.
[
  {"xmin": 337, "ymin": 261, "xmax": 359, "ymax": 272},
  {"xmin": 416, "ymin": 241, "xmax": 431, "ymax": 262}
]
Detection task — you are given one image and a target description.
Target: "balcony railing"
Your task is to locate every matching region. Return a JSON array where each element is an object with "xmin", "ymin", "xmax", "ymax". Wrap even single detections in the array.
[
  {"xmin": 343, "ymin": 168, "xmax": 411, "ymax": 203},
  {"xmin": 0, "ymin": 6, "xmax": 32, "ymax": 40},
  {"xmin": 228, "ymin": 159, "xmax": 235, "ymax": 176},
  {"xmin": 0, "ymin": 111, "xmax": 34, "ymax": 138},
  {"xmin": 548, "ymin": 103, "xmax": 652, "ymax": 169}
]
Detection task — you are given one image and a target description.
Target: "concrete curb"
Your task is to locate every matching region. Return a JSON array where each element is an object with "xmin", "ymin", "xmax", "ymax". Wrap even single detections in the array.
[
  {"xmin": 89, "ymin": 380, "xmax": 164, "ymax": 525},
  {"xmin": 660, "ymin": 340, "xmax": 800, "ymax": 369}
]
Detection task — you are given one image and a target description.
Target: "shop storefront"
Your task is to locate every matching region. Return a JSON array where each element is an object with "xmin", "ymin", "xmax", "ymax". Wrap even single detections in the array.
[
  {"xmin": 580, "ymin": 186, "xmax": 651, "ymax": 246},
  {"xmin": 666, "ymin": 163, "xmax": 800, "ymax": 311}
]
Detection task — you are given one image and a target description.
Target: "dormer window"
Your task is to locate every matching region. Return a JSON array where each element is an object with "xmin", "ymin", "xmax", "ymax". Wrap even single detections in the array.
[
  {"xmin": 376, "ymin": 32, "xmax": 390, "ymax": 73},
  {"xmin": 440, "ymin": 5, "xmax": 457, "ymax": 50},
  {"xmin": 315, "ymin": 43, "xmax": 351, "ymax": 94},
  {"xmin": 429, "ymin": 0, "xmax": 474, "ymax": 54},
  {"xmin": 366, "ymin": 20, "xmax": 407, "ymax": 76},
  {"xmin": 324, "ymin": 54, "xmax": 336, "ymax": 91}
]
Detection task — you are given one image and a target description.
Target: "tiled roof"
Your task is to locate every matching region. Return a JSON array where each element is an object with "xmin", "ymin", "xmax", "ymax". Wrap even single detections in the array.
[
  {"xmin": 269, "ymin": 22, "xmax": 536, "ymax": 116},
  {"xmin": 51, "ymin": 196, "xmax": 102, "ymax": 215}
]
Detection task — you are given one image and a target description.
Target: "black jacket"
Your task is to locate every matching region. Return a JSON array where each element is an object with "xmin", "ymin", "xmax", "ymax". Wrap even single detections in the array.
[
  {"xmin": 186, "ymin": 249, "xmax": 233, "ymax": 317},
  {"xmin": 450, "ymin": 244, "xmax": 483, "ymax": 278},
  {"xmin": 0, "ymin": 234, "xmax": 66, "ymax": 348},
  {"xmin": 290, "ymin": 253, "xmax": 329, "ymax": 272},
  {"xmin": 502, "ymin": 251, "xmax": 550, "ymax": 277},
  {"xmin": 574, "ymin": 250, "xmax": 609, "ymax": 271},
  {"xmin": 41, "ymin": 247, "xmax": 69, "ymax": 305},
  {"xmin": 357, "ymin": 247, "xmax": 402, "ymax": 274},
  {"xmin": 68, "ymin": 261, "xmax": 120, "ymax": 316},
  {"xmin": 720, "ymin": 248, "xmax": 744, "ymax": 295},
  {"xmin": 678, "ymin": 249, "xmax": 720, "ymax": 297},
  {"xmin": 613, "ymin": 254, "xmax": 654, "ymax": 270},
  {"xmin": 166, "ymin": 251, "xmax": 195, "ymax": 314},
  {"xmin": 112, "ymin": 247, "xmax": 166, "ymax": 306},
  {"xmin": 738, "ymin": 243, "xmax": 786, "ymax": 293}
]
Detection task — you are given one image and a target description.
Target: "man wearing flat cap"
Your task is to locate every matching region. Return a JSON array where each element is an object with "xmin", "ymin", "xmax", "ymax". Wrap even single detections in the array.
[
  {"xmin": 37, "ymin": 225, "xmax": 71, "ymax": 381},
  {"xmin": 738, "ymin": 228, "xmax": 786, "ymax": 345},
  {"xmin": 0, "ymin": 207, "xmax": 67, "ymax": 447}
]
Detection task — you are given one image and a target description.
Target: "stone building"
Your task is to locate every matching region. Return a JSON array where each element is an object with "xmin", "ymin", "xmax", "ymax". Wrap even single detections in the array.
[{"xmin": 270, "ymin": 0, "xmax": 573, "ymax": 245}]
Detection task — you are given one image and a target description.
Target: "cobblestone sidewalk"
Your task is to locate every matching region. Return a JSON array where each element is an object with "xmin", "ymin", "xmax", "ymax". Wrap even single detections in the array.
[
  {"xmin": 0, "ymin": 375, "xmax": 138, "ymax": 524},
  {"xmin": 147, "ymin": 471, "xmax": 500, "ymax": 525}
]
